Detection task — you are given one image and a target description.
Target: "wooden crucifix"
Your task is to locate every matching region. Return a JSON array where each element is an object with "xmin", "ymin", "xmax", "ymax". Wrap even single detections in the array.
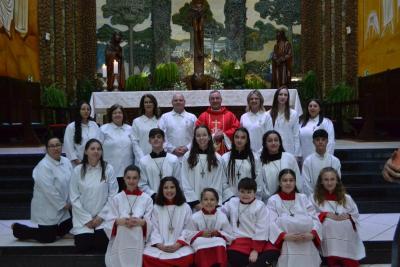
[{"xmin": 190, "ymin": 0, "xmax": 206, "ymax": 89}]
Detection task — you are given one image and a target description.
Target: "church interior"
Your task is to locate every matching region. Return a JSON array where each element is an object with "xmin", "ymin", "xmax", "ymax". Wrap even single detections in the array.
[{"xmin": 0, "ymin": 0, "xmax": 400, "ymax": 266}]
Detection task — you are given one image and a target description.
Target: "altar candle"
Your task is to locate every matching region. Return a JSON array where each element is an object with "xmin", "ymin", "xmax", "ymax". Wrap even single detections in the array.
[
  {"xmin": 113, "ymin": 60, "xmax": 118, "ymax": 74},
  {"xmin": 102, "ymin": 64, "xmax": 107, "ymax": 78}
]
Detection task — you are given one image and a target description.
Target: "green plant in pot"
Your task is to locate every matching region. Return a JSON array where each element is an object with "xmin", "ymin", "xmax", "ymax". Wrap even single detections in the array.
[
  {"xmin": 41, "ymin": 83, "xmax": 67, "ymax": 124},
  {"xmin": 126, "ymin": 72, "xmax": 151, "ymax": 91},
  {"xmin": 153, "ymin": 62, "xmax": 180, "ymax": 90},
  {"xmin": 220, "ymin": 61, "xmax": 245, "ymax": 89}
]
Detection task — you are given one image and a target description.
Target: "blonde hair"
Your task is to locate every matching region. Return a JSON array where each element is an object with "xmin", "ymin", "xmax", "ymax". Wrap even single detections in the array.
[{"xmin": 313, "ymin": 167, "xmax": 347, "ymax": 206}]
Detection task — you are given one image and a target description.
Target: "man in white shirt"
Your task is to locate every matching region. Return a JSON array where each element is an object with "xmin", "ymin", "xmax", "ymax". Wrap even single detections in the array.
[{"xmin": 158, "ymin": 93, "xmax": 197, "ymax": 158}]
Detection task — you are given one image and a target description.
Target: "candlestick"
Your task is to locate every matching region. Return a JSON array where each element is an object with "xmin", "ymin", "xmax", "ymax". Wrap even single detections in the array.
[
  {"xmin": 102, "ymin": 64, "xmax": 107, "ymax": 78},
  {"xmin": 113, "ymin": 60, "xmax": 118, "ymax": 74}
]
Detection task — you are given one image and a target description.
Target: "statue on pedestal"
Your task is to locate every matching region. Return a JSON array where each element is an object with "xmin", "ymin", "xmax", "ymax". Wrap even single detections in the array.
[
  {"xmin": 191, "ymin": 0, "xmax": 206, "ymax": 90},
  {"xmin": 272, "ymin": 30, "xmax": 292, "ymax": 88},
  {"xmin": 105, "ymin": 32, "xmax": 125, "ymax": 90}
]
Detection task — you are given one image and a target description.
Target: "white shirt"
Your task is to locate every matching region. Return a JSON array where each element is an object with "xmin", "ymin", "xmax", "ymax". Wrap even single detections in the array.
[
  {"xmin": 267, "ymin": 109, "xmax": 301, "ymax": 156},
  {"xmin": 70, "ymin": 163, "xmax": 118, "ymax": 235},
  {"xmin": 240, "ymin": 111, "xmax": 273, "ymax": 152},
  {"xmin": 100, "ymin": 123, "xmax": 134, "ymax": 177},
  {"xmin": 63, "ymin": 120, "xmax": 101, "ymax": 162},
  {"xmin": 181, "ymin": 152, "xmax": 226, "ymax": 205},
  {"xmin": 138, "ymin": 153, "xmax": 181, "ymax": 197},
  {"xmin": 299, "ymin": 116, "xmax": 335, "ymax": 159},
  {"xmin": 158, "ymin": 110, "xmax": 196, "ymax": 154},
  {"xmin": 302, "ymin": 152, "xmax": 341, "ymax": 196},
  {"xmin": 31, "ymin": 154, "xmax": 73, "ymax": 225},
  {"xmin": 257, "ymin": 152, "xmax": 302, "ymax": 202},
  {"xmin": 131, "ymin": 115, "xmax": 158, "ymax": 161}
]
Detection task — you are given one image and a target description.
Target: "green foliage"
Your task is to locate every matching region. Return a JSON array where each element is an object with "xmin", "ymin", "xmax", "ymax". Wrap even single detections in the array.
[
  {"xmin": 255, "ymin": 0, "xmax": 300, "ymax": 29},
  {"xmin": 76, "ymin": 78, "xmax": 96, "ymax": 104},
  {"xmin": 41, "ymin": 83, "xmax": 67, "ymax": 108},
  {"xmin": 298, "ymin": 70, "xmax": 320, "ymax": 105},
  {"xmin": 173, "ymin": 81, "xmax": 188, "ymax": 91},
  {"xmin": 325, "ymin": 82, "xmax": 356, "ymax": 103},
  {"xmin": 220, "ymin": 61, "xmax": 246, "ymax": 89},
  {"xmin": 210, "ymin": 80, "xmax": 224, "ymax": 90},
  {"xmin": 126, "ymin": 73, "xmax": 151, "ymax": 91},
  {"xmin": 153, "ymin": 63, "xmax": 180, "ymax": 90},
  {"xmin": 245, "ymin": 74, "xmax": 266, "ymax": 89}
]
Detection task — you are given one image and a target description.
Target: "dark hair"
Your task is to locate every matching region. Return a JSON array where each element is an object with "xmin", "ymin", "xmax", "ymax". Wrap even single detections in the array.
[
  {"xmin": 74, "ymin": 101, "xmax": 92, "ymax": 144},
  {"xmin": 45, "ymin": 136, "xmax": 61, "ymax": 148},
  {"xmin": 107, "ymin": 104, "xmax": 126, "ymax": 124},
  {"xmin": 188, "ymin": 125, "xmax": 218, "ymax": 171},
  {"xmin": 270, "ymin": 86, "xmax": 290, "ymax": 127},
  {"xmin": 149, "ymin": 128, "xmax": 165, "ymax": 139},
  {"xmin": 154, "ymin": 176, "xmax": 186, "ymax": 206},
  {"xmin": 275, "ymin": 168, "xmax": 299, "ymax": 193},
  {"xmin": 81, "ymin": 139, "xmax": 107, "ymax": 181},
  {"xmin": 260, "ymin": 130, "xmax": 285, "ymax": 164},
  {"xmin": 124, "ymin": 164, "xmax": 141, "ymax": 177},
  {"xmin": 200, "ymin": 188, "xmax": 219, "ymax": 203},
  {"xmin": 314, "ymin": 167, "xmax": 347, "ymax": 206},
  {"xmin": 228, "ymin": 128, "xmax": 256, "ymax": 185},
  {"xmin": 312, "ymin": 129, "xmax": 328, "ymax": 139},
  {"xmin": 238, "ymin": 177, "xmax": 257, "ymax": 192},
  {"xmin": 301, "ymin": 99, "xmax": 324, "ymax": 127},
  {"xmin": 139, "ymin": 94, "xmax": 160, "ymax": 118}
]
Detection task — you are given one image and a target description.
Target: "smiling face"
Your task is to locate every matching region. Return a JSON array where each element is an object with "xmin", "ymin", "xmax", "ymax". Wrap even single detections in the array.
[
  {"xmin": 238, "ymin": 188, "xmax": 256, "ymax": 204},
  {"xmin": 279, "ymin": 173, "xmax": 296, "ymax": 194},
  {"xmin": 195, "ymin": 127, "xmax": 210, "ymax": 150},
  {"xmin": 163, "ymin": 181, "xmax": 177, "ymax": 201},
  {"xmin": 111, "ymin": 107, "xmax": 124, "ymax": 126},
  {"xmin": 85, "ymin": 141, "xmax": 102, "ymax": 163},
  {"xmin": 46, "ymin": 138, "xmax": 62, "ymax": 160},
  {"xmin": 277, "ymin": 88, "xmax": 289, "ymax": 105},
  {"xmin": 201, "ymin": 191, "xmax": 218, "ymax": 212},
  {"xmin": 321, "ymin": 171, "xmax": 338, "ymax": 193},
  {"xmin": 308, "ymin": 100, "xmax": 321, "ymax": 119},
  {"xmin": 149, "ymin": 133, "xmax": 165, "ymax": 151},
  {"xmin": 265, "ymin": 133, "xmax": 281, "ymax": 154},
  {"xmin": 80, "ymin": 103, "xmax": 91, "ymax": 121},
  {"xmin": 124, "ymin": 170, "xmax": 140, "ymax": 191},
  {"xmin": 234, "ymin": 130, "xmax": 248, "ymax": 152},
  {"xmin": 172, "ymin": 94, "xmax": 185, "ymax": 113},
  {"xmin": 143, "ymin": 96, "xmax": 155, "ymax": 116},
  {"xmin": 248, "ymin": 93, "xmax": 261, "ymax": 112},
  {"xmin": 209, "ymin": 91, "xmax": 222, "ymax": 110}
]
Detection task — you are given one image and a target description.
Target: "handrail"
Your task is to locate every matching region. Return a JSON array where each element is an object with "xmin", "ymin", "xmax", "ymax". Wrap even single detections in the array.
[{"xmin": 392, "ymin": 217, "xmax": 400, "ymax": 267}]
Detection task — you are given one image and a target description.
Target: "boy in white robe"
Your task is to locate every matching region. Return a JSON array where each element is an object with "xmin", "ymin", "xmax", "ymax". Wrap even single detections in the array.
[
  {"xmin": 104, "ymin": 165, "xmax": 153, "ymax": 267},
  {"xmin": 302, "ymin": 129, "xmax": 341, "ymax": 196},
  {"xmin": 189, "ymin": 188, "xmax": 233, "ymax": 267},
  {"xmin": 143, "ymin": 177, "xmax": 195, "ymax": 267},
  {"xmin": 139, "ymin": 128, "xmax": 181, "ymax": 200},
  {"xmin": 268, "ymin": 168, "xmax": 322, "ymax": 267},
  {"xmin": 223, "ymin": 178, "xmax": 280, "ymax": 267},
  {"xmin": 311, "ymin": 167, "xmax": 365, "ymax": 267}
]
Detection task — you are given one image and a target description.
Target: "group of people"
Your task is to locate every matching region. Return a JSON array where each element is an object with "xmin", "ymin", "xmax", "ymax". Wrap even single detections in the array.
[{"xmin": 11, "ymin": 88, "xmax": 366, "ymax": 267}]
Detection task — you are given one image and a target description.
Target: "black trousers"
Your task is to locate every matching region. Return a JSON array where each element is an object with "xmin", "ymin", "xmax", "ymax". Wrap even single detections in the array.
[
  {"xmin": 74, "ymin": 229, "xmax": 108, "ymax": 253},
  {"xmin": 12, "ymin": 218, "xmax": 72, "ymax": 243},
  {"xmin": 228, "ymin": 249, "xmax": 280, "ymax": 267}
]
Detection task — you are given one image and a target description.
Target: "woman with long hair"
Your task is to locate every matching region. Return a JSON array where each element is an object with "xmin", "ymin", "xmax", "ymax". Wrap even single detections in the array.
[
  {"xmin": 181, "ymin": 125, "xmax": 226, "ymax": 210},
  {"xmin": 268, "ymin": 169, "xmax": 322, "ymax": 267},
  {"xmin": 267, "ymin": 86, "xmax": 300, "ymax": 157},
  {"xmin": 64, "ymin": 102, "xmax": 100, "ymax": 166},
  {"xmin": 69, "ymin": 138, "xmax": 118, "ymax": 253},
  {"xmin": 131, "ymin": 94, "xmax": 160, "ymax": 161},
  {"xmin": 12, "ymin": 137, "xmax": 73, "ymax": 243},
  {"xmin": 240, "ymin": 90, "xmax": 273, "ymax": 153},
  {"xmin": 299, "ymin": 99, "xmax": 335, "ymax": 159},
  {"xmin": 257, "ymin": 130, "xmax": 301, "ymax": 202},
  {"xmin": 100, "ymin": 104, "xmax": 134, "ymax": 190},
  {"xmin": 221, "ymin": 127, "xmax": 260, "ymax": 202},
  {"xmin": 311, "ymin": 167, "xmax": 365, "ymax": 267}
]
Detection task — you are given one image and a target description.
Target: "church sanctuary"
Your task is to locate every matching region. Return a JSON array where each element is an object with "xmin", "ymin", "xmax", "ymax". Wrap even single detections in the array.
[{"xmin": 1, "ymin": 0, "xmax": 400, "ymax": 266}]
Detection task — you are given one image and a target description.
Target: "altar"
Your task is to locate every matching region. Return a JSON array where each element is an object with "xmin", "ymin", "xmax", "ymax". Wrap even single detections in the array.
[{"xmin": 89, "ymin": 89, "xmax": 303, "ymax": 123}]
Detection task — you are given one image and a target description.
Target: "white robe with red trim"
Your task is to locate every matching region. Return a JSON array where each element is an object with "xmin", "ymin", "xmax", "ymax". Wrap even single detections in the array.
[
  {"xmin": 144, "ymin": 203, "xmax": 195, "ymax": 260},
  {"xmin": 189, "ymin": 209, "xmax": 233, "ymax": 252},
  {"xmin": 104, "ymin": 191, "xmax": 153, "ymax": 267},
  {"xmin": 268, "ymin": 193, "xmax": 322, "ymax": 267},
  {"xmin": 310, "ymin": 194, "xmax": 366, "ymax": 260},
  {"xmin": 222, "ymin": 197, "xmax": 271, "ymax": 254}
]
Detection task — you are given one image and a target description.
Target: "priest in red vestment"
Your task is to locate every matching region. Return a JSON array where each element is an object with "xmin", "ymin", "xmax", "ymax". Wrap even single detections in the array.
[{"xmin": 196, "ymin": 90, "xmax": 240, "ymax": 154}]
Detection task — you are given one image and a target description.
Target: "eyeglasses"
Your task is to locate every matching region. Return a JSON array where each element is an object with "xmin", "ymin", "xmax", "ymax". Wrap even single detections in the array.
[{"xmin": 48, "ymin": 144, "xmax": 62, "ymax": 148}]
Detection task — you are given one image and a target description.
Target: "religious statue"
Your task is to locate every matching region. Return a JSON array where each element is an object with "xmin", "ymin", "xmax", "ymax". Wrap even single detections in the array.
[
  {"xmin": 105, "ymin": 32, "xmax": 125, "ymax": 90},
  {"xmin": 272, "ymin": 30, "xmax": 292, "ymax": 88},
  {"xmin": 190, "ymin": 0, "xmax": 206, "ymax": 90}
]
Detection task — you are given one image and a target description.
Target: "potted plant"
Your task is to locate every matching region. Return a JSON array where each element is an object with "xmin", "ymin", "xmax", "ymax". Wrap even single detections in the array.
[{"xmin": 41, "ymin": 83, "xmax": 67, "ymax": 124}]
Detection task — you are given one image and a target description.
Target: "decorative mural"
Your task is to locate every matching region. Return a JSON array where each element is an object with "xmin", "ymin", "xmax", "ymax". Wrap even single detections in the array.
[
  {"xmin": 358, "ymin": 0, "xmax": 400, "ymax": 76},
  {"xmin": 96, "ymin": 0, "xmax": 301, "ymax": 88}
]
